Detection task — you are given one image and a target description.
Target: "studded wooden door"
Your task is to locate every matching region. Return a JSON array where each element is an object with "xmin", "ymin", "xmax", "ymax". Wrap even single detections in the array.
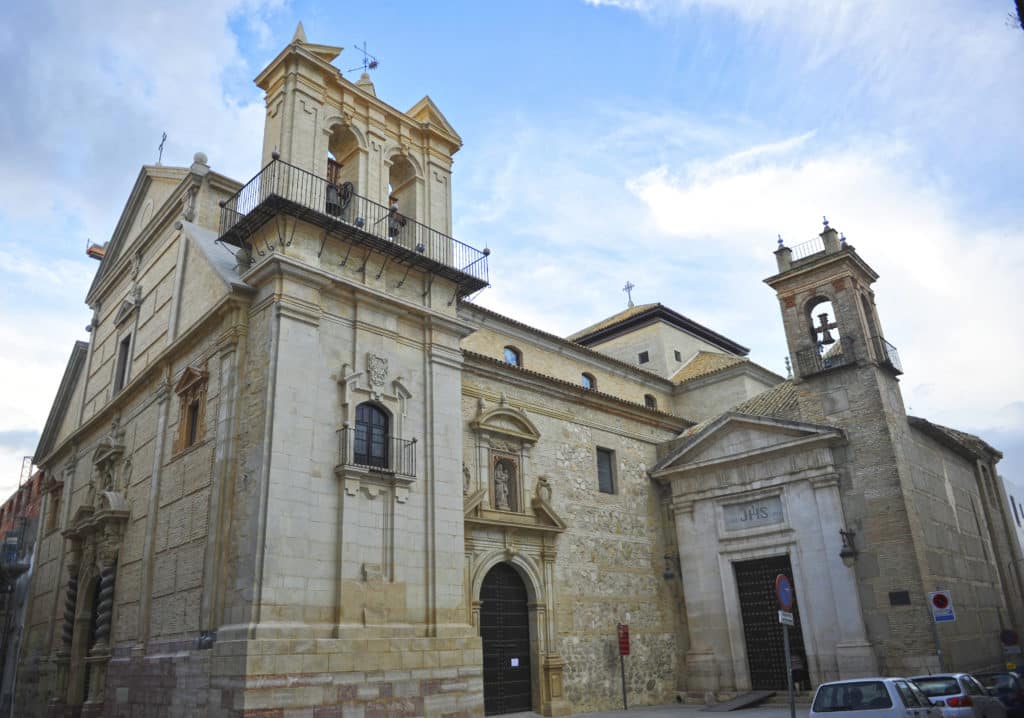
[
  {"xmin": 734, "ymin": 555, "xmax": 809, "ymax": 690},
  {"xmin": 481, "ymin": 563, "xmax": 533, "ymax": 715}
]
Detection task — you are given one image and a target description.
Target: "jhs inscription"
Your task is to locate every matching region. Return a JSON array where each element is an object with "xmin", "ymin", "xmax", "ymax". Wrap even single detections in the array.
[{"xmin": 723, "ymin": 497, "xmax": 784, "ymax": 531}]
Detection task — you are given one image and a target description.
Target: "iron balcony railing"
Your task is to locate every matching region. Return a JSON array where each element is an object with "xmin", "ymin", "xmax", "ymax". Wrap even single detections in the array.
[
  {"xmin": 337, "ymin": 427, "xmax": 417, "ymax": 477},
  {"xmin": 218, "ymin": 157, "xmax": 489, "ymax": 292},
  {"xmin": 871, "ymin": 335, "xmax": 903, "ymax": 374},
  {"xmin": 790, "ymin": 236, "xmax": 825, "ymax": 261},
  {"xmin": 795, "ymin": 337, "xmax": 856, "ymax": 377}
]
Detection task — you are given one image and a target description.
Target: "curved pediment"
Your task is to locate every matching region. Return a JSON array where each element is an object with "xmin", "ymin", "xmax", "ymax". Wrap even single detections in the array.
[{"xmin": 470, "ymin": 406, "xmax": 541, "ymax": 443}]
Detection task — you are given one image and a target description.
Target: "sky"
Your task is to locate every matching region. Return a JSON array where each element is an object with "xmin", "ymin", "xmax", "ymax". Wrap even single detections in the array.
[{"xmin": 1, "ymin": 0, "xmax": 1022, "ymax": 501}]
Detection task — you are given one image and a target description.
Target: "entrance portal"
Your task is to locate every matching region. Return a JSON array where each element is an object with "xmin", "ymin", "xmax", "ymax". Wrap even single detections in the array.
[
  {"xmin": 480, "ymin": 563, "xmax": 532, "ymax": 715},
  {"xmin": 734, "ymin": 555, "xmax": 809, "ymax": 690}
]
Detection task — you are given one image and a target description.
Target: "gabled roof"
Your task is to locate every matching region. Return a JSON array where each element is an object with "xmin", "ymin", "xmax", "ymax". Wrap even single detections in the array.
[
  {"xmin": 650, "ymin": 410, "xmax": 843, "ymax": 476},
  {"xmin": 406, "ymin": 95, "xmax": 462, "ymax": 146},
  {"xmin": 33, "ymin": 341, "xmax": 89, "ymax": 463},
  {"xmin": 908, "ymin": 416, "xmax": 1002, "ymax": 463},
  {"xmin": 672, "ymin": 351, "xmax": 747, "ymax": 384},
  {"xmin": 86, "ymin": 164, "xmax": 190, "ymax": 303},
  {"xmin": 673, "ymin": 380, "xmax": 801, "ymax": 444},
  {"xmin": 567, "ymin": 303, "xmax": 749, "ymax": 356}
]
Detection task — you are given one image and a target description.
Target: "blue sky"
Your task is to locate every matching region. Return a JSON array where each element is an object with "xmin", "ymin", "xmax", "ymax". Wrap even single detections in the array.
[{"xmin": 1, "ymin": 0, "xmax": 1022, "ymax": 499}]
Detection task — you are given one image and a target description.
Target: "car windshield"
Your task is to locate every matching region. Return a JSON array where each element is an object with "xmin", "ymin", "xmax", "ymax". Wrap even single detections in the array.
[
  {"xmin": 814, "ymin": 682, "xmax": 894, "ymax": 712},
  {"xmin": 977, "ymin": 674, "xmax": 1018, "ymax": 692},
  {"xmin": 914, "ymin": 678, "xmax": 961, "ymax": 697}
]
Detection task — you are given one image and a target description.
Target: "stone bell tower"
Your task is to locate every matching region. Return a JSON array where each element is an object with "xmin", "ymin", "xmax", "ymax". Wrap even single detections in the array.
[
  {"xmin": 764, "ymin": 221, "xmax": 941, "ymax": 673},
  {"xmin": 254, "ymin": 22, "xmax": 461, "ymax": 235}
]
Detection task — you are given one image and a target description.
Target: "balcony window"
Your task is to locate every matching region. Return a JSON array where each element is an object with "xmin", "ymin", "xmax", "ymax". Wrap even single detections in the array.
[{"xmin": 355, "ymin": 402, "xmax": 389, "ymax": 469}]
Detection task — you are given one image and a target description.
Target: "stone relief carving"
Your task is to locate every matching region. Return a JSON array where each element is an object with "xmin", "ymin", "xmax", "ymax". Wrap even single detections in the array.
[
  {"xmin": 463, "ymin": 463, "xmax": 471, "ymax": 495},
  {"xmin": 367, "ymin": 353, "xmax": 388, "ymax": 387},
  {"xmin": 493, "ymin": 457, "xmax": 517, "ymax": 512}
]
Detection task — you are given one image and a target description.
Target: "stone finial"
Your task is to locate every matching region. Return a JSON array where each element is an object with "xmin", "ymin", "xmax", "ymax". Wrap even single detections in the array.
[
  {"xmin": 292, "ymin": 22, "xmax": 307, "ymax": 44},
  {"xmin": 355, "ymin": 71, "xmax": 376, "ymax": 97},
  {"xmin": 193, "ymin": 151, "xmax": 208, "ymax": 166}
]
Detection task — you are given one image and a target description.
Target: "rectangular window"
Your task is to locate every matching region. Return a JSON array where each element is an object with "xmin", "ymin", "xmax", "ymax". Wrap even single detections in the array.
[
  {"xmin": 185, "ymin": 401, "xmax": 201, "ymax": 448},
  {"xmin": 674, "ymin": 350, "xmax": 682, "ymax": 362},
  {"xmin": 888, "ymin": 590, "xmax": 911, "ymax": 606},
  {"xmin": 113, "ymin": 334, "xmax": 132, "ymax": 392},
  {"xmin": 638, "ymin": 351, "xmax": 649, "ymax": 364},
  {"xmin": 596, "ymin": 447, "xmax": 616, "ymax": 494},
  {"xmin": 46, "ymin": 493, "xmax": 61, "ymax": 534}
]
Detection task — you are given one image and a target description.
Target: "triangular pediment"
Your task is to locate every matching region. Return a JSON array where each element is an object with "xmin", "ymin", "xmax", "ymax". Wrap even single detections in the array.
[
  {"xmin": 651, "ymin": 413, "xmax": 843, "ymax": 478},
  {"xmin": 407, "ymin": 96, "xmax": 462, "ymax": 145},
  {"xmin": 471, "ymin": 405, "xmax": 541, "ymax": 444},
  {"xmin": 113, "ymin": 295, "xmax": 139, "ymax": 326},
  {"xmin": 174, "ymin": 366, "xmax": 208, "ymax": 395}
]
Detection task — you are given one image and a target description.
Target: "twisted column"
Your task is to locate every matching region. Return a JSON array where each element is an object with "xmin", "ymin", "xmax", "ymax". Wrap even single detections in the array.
[
  {"xmin": 61, "ymin": 565, "xmax": 79, "ymax": 648},
  {"xmin": 92, "ymin": 561, "xmax": 116, "ymax": 650}
]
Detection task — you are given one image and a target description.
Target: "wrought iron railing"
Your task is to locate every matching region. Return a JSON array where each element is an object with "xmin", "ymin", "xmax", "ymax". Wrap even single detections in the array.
[
  {"xmin": 790, "ymin": 236, "xmax": 825, "ymax": 261},
  {"xmin": 871, "ymin": 335, "xmax": 903, "ymax": 374},
  {"xmin": 218, "ymin": 157, "xmax": 489, "ymax": 288},
  {"xmin": 795, "ymin": 337, "xmax": 855, "ymax": 377},
  {"xmin": 337, "ymin": 427, "xmax": 416, "ymax": 477}
]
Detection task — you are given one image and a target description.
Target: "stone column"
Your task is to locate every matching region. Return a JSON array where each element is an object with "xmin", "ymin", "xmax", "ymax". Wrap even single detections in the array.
[{"xmin": 52, "ymin": 546, "xmax": 81, "ymax": 705}]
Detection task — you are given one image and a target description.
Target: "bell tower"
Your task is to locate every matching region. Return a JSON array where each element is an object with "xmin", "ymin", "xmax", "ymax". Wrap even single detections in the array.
[{"xmin": 766, "ymin": 219, "xmax": 902, "ymax": 386}]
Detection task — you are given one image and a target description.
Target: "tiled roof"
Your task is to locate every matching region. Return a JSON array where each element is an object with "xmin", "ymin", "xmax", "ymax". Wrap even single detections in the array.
[
  {"xmin": 671, "ymin": 351, "xmax": 747, "ymax": 384},
  {"xmin": 679, "ymin": 380, "xmax": 800, "ymax": 439},
  {"xmin": 908, "ymin": 416, "xmax": 1002, "ymax": 462},
  {"xmin": 566, "ymin": 303, "xmax": 659, "ymax": 342}
]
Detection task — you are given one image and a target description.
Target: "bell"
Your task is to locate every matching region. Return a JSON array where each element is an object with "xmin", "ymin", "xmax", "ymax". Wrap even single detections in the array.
[{"xmin": 818, "ymin": 313, "xmax": 835, "ymax": 344}]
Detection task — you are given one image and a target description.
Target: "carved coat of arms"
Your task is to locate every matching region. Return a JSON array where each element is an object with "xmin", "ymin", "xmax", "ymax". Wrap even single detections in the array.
[{"xmin": 367, "ymin": 354, "xmax": 388, "ymax": 387}]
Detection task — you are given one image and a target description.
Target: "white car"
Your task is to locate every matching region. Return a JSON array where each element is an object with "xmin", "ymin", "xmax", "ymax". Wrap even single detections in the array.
[
  {"xmin": 811, "ymin": 677, "xmax": 944, "ymax": 718},
  {"xmin": 911, "ymin": 674, "xmax": 1008, "ymax": 718}
]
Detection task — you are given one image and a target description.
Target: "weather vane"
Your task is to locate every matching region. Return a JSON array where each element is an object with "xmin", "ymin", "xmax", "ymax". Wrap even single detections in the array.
[
  {"xmin": 157, "ymin": 132, "xmax": 167, "ymax": 165},
  {"xmin": 346, "ymin": 41, "xmax": 379, "ymax": 74}
]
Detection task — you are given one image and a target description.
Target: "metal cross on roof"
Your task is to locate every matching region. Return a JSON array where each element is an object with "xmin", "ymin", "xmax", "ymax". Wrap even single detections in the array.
[
  {"xmin": 623, "ymin": 281, "xmax": 635, "ymax": 308},
  {"xmin": 157, "ymin": 132, "xmax": 167, "ymax": 165},
  {"xmin": 346, "ymin": 41, "xmax": 379, "ymax": 74}
]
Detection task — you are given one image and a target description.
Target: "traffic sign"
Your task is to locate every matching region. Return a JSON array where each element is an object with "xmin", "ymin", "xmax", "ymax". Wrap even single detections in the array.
[
  {"xmin": 775, "ymin": 574, "xmax": 794, "ymax": 611},
  {"xmin": 928, "ymin": 591, "xmax": 955, "ymax": 622},
  {"xmin": 778, "ymin": 610, "xmax": 794, "ymax": 626},
  {"xmin": 617, "ymin": 624, "xmax": 630, "ymax": 656}
]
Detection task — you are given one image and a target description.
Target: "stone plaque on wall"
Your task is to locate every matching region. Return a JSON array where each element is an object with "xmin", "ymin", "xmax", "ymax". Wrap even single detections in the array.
[{"xmin": 723, "ymin": 496, "xmax": 784, "ymax": 531}]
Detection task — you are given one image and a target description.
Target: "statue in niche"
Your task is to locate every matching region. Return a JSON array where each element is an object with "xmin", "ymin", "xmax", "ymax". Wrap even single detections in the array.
[{"xmin": 494, "ymin": 459, "xmax": 515, "ymax": 511}]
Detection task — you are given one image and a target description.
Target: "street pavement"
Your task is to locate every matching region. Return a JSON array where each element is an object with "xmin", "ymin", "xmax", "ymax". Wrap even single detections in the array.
[{"xmin": 503, "ymin": 702, "xmax": 810, "ymax": 718}]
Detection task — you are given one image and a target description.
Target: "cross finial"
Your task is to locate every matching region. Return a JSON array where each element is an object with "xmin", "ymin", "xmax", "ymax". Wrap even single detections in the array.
[
  {"xmin": 157, "ymin": 132, "xmax": 167, "ymax": 165},
  {"xmin": 346, "ymin": 41, "xmax": 379, "ymax": 74},
  {"xmin": 622, "ymin": 281, "xmax": 635, "ymax": 308}
]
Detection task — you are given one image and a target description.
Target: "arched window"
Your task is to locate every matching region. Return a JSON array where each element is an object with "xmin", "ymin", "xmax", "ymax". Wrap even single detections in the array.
[
  {"xmin": 355, "ymin": 402, "xmax": 389, "ymax": 469},
  {"xmin": 644, "ymin": 394, "xmax": 658, "ymax": 410},
  {"xmin": 503, "ymin": 346, "xmax": 522, "ymax": 367},
  {"xmin": 581, "ymin": 373, "xmax": 596, "ymax": 390}
]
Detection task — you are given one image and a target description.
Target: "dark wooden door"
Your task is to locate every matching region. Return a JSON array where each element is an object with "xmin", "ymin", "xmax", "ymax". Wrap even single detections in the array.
[
  {"xmin": 481, "ymin": 563, "xmax": 532, "ymax": 715},
  {"xmin": 734, "ymin": 555, "xmax": 809, "ymax": 690}
]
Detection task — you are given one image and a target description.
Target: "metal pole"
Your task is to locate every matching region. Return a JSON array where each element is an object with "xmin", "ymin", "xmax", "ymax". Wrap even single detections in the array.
[
  {"xmin": 928, "ymin": 610, "xmax": 943, "ymax": 671},
  {"xmin": 620, "ymin": 654, "xmax": 628, "ymax": 710},
  {"xmin": 783, "ymin": 623, "xmax": 796, "ymax": 718}
]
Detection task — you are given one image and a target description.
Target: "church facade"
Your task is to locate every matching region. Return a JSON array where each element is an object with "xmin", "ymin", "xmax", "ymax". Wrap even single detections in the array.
[{"xmin": 13, "ymin": 27, "xmax": 1024, "ymax": 718}]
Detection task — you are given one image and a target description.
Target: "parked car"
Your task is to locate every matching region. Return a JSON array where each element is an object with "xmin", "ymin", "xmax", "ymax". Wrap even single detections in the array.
[
  {"xmin": 911, "ymin": 674, "xmax": 1007, "ymax": 718},
  {"xmin": 975, "ymin": 672, "xmax": 1024, "ymax": 718},
  {"xmin": 811, "ymin": 677, "xmax": 944, "ymax": 718}
]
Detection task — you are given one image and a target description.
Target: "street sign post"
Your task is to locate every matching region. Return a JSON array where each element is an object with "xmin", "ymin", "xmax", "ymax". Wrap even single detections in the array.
[
  {"xmin": 775, "ymin": 574, "xmax": 797, "ymax": 718},
  {"xmin": 927, "ymin": 590, "xmax": 954, "ymax": 670},
  {"xmin": 617, "ymin": 624, "xmax": 630, "ymax": 709}
]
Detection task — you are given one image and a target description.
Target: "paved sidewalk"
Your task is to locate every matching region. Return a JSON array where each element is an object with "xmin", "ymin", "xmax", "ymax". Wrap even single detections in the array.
[{"xmin": 504, "ymin": 702, "xmax": 810, "ymax": 718}]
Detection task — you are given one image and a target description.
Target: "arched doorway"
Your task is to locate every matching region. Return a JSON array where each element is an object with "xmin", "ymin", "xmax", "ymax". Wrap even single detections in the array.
[{"xmin": 480, "ymin": 563, "xmax": 532, "ymax": 715}]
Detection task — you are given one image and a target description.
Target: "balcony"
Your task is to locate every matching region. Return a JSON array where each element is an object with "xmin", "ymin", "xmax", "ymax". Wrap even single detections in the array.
[
  {"xmin": 336, "ymin": 427, "xmax": 417, "ymax": 478},
  {"xmin": 795, "ymin": 337, "xmax": 856, "ymax": 377},
  {"xmin": 870, "ymin": 335, "xmax": 903, "ymax": 375},
  {"xmin": 218, "ymin": 157, "xmax": 489, "ymax": 296}
]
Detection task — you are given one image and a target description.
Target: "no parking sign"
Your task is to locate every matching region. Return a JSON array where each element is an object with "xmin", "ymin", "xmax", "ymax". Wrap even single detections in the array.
[{"xmin": 928, "ymin": 591, "xmax": 956, "ymax": 622}]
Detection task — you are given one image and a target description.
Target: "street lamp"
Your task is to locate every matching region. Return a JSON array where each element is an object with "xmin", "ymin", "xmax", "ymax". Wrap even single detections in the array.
[{"xmin": 839, "ymin": 528, "xmax": 859, "ymax": 567}]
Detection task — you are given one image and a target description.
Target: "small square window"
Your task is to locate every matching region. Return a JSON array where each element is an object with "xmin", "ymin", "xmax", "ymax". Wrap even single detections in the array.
[
  {"xmin": 674, "ymin": 350, "xmax": 682, "ymax": 362},
  {"xmin": 888, "ymin": 590, "xmax": 911, "ymax": 606},
  {"xmin": 638, "ymin": 351, "xmax": 649, "ymax": 364},
  {"xmin": 596, "ymin": 447, "xmax": 616, "ymax": 494},
  {"xmin": 582, "ymin": 372, "xmax": 596, "ymax": 390},
  {"xmin": 644, "ymin": 394, "xmax": 658, "ymax": 410},
  {"xmin": 503, "ymin": 346, "xmax": 522, "ymax": 367}
]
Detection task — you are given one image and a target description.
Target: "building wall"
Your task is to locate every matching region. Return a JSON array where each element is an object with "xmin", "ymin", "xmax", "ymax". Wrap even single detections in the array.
[
  {"xmin": 585, "ymin": 321, "xmax": 724, "ymax": 379},
  {"xmin": 673, "ymin": 372, "xmax": 779, "ymax": 423},
  {"xmin": 462, "ymin": 363, "xmax": 686, "ymax": 713}
]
